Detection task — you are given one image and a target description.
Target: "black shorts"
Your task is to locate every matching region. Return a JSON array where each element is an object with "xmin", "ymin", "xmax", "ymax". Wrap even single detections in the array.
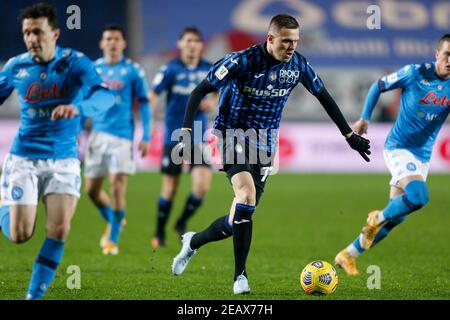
[
  {"xmin": 161, "ymin": 143, "xmax": 212, "ymax": 176},
  {"xmin": 219, "ymin": 136, "xmax": 275, "ymax": 205}
]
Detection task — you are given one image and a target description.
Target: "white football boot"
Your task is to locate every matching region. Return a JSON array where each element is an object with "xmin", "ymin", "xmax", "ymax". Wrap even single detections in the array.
[
  {"xmin": 233, "ymin": 275, "xmax": 251, "ymax": 295},
  {"xmin": 172, "ymin": 232, "xmax": 197, "ymax": 276}
]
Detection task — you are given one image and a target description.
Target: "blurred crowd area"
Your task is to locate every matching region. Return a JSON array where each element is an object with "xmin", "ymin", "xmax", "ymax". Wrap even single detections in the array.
[{"xmin": 0, "ymin": 0, "xmax": 447, "ymax": 123}]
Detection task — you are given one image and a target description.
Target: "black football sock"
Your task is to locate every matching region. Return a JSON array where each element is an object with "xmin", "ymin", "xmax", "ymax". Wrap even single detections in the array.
[
  {"xmin": 233, "ymin": 203, "xmax": 255, "ymax": 281},
  {"xmin": 155, "ymin": 197, "xmax": 173, "ymax": 239},
  {"xmin": 190, "ymin": 215, "xmax": 233, "ymax": 250},
  {"xmin": 176, "ymin": 193, "xmax": 203, "ymax": 230}
]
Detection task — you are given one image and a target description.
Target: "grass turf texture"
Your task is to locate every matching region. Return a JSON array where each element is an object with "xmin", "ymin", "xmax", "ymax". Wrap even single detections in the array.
[{"xmin": 0, "ymin": 173, "xmax": 449, "ymax": 300}]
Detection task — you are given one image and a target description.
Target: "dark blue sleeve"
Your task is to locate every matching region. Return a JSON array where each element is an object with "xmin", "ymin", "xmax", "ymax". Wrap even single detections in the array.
[
  {"xmin": 152, "ymin": 64, "xmax": 172, "ymax": 94},
  {"xmin": 300, "ymin": 56, "xmax": 324, "ymax": 95},
  {"xmin": 206, "ymin": 53, "xmax": 242, "ymax": 90}
]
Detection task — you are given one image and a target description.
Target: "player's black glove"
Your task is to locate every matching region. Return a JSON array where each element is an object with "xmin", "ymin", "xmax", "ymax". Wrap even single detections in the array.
[{"xmin": 346, "ymin": 133, "xmax": 371, "ymax": 162}]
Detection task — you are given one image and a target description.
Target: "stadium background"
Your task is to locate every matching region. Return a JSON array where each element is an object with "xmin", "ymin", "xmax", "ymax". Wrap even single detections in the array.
[
  {"xmin": 1, "ymin": 0, "xmax": 450, "ymax": 172},
  {"xmin": 1, "ymin": 0, "xmax": 450, "ymax": 301}
]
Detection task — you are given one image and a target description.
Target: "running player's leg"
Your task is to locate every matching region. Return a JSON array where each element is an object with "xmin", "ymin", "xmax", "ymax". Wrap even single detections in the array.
[
  {"xmin": 85, "ymin": 177, "xmax": 113, "ymax": 224},
  {"xmin": 229, "ymin": 171, "xmax": 256, "ymax": 287},
  {"xmin": 337, "ymin": 150, "xmax": 429, "ymax": 275},
  {"xmin": 84, "ymin": 132, "xmax": 114, "ymax": 231},
  {"xmin": 107, "ymin": 173, "xmax": 128, "ymax": 249},
  {"xmin": 85, "ymin": 176, "xmax": 114, "ymax": 248},
  {"xmin": 344, "ymin": 185, "xmax": 408, "ymax": 261},
  {"xmin": 358, "ymin": 149, "xmax": 430, "ymax": 250},
  {"xmin": 2, "ymin": 205, "xmax": 37, "ymax": 243},
  {"xmin": 153, "ymin": 144, "xmax": 182, "ymax": 248},
  {"xmin": 153, "ymin": 174, "xmax": 180, "ymax": 248},
  {"xmin": 175, "ymin": 165, "xmax": 212, "ymax": 236},
  {"xmin": 0, "ymin": 154, "xmax": 38, "ymax": 242},
  {"xmin": 26, "ymin": 194, "xmax": 77, "ymax": 300}
]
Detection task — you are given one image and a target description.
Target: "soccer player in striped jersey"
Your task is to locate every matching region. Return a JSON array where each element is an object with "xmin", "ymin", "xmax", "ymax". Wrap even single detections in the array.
[
  {"xmin": 335, "ymin": 34, "xmax": 450, "ymax": 276},
  {"xmin": 171, "ymin": 14, "xmax": 371, "ymax": 294},
  {"xmin": 150, "ymin": 27, "xmax": 216, "ymax": 248}
]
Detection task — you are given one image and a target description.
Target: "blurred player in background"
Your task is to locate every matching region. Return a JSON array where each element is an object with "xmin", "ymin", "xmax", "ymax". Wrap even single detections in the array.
[
  {"xmin": 0, "ymin": 3, "xmax": 113, "ymax": 299},
  {"xmin": 150, "ymin": 27, "xmax": 217, "ymax": 248},
  {"xmin": 335, "ymin": 34, "xmax": 450, "ymax": 275},
  {"xmin": 84, "ymin": 25, "xmax": 152, "ymax": 255},
  {"xmin": 171, "ymin": 14, "xmax": 371, "ymax": 294}
]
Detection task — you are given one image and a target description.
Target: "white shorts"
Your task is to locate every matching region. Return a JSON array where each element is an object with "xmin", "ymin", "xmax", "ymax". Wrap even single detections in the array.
[
  {"xmin": 0, "ymin": 154, "xmax": 81, "ymax": 206},
  {"xmin": 84, "ymin": 131, "xmax": 136, "ymax": 178},
  {"xmin": 383, "ymin": 149, "xmax": 430, "ymax": 187}
]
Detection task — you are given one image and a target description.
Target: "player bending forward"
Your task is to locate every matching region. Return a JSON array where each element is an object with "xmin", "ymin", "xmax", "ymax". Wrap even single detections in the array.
[
  {"xmin": 335, "ymin": 34, "xmax": 450, "ymax": 275},
  {"xmin": 171, "ymin": 14, "xmax": 371, "ymax": 294}
]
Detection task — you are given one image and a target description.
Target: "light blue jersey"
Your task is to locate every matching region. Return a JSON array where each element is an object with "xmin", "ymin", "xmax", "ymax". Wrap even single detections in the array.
[
  {"xmin": 362, "ymin": 62, "xmax": 450, "ymax": 162},
  {"xmin": 0, "ymin": 46, "xmax": 114, "ymax": 159},
  {"xmin": 92, "ymin": 57, "xmax": 151, "ymax": 142}
]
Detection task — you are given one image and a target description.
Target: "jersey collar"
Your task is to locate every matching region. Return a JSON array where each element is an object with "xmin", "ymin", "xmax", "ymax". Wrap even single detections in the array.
[{"xmin": 260, "ymin": 42, "xmax": 284, "ymax": 66}]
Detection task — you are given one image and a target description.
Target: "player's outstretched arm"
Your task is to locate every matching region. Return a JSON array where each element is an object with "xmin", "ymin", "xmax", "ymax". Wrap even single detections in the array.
[
  {"xmin": 352, "ymin": 119, "xmax": 370, "ymax": 136},
  {"xmin": 138, "ymin": 98, "xmax": 152, "ymax": 157},
  {"xmin": 356, "ymin": 81, "xmax": 382, "ymax": 134},
  {"xmin": 182, "ymin": 79, "xmax": 216, "ymax": 131},
  {"xmin": 72, "ymin": 53, "xmax": 115, "ymax": 118},
  {"xmin": 75, "ymin": 87, "xmax": 115, "ymax": 118},
  {"xmin": 314, "ymin": 87, "xmax": 371, "ymax": 162}
]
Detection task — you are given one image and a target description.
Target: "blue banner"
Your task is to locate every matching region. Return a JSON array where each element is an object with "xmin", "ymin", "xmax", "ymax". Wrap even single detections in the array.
[
  {"xmin": 140, "ymin": 0, "xmax": 448, "ymax": 67},
  {"xmin": 0, "ymin": 0, "xmax": 126, "ymax": 60}
]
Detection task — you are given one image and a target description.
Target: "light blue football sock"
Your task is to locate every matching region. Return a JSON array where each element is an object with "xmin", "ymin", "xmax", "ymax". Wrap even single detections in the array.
[
  {"xmin": 109, "ymin": 209, "xmax": 125, "ymax": 244},
  {"xmin": 348, "ymin": 215, "xmax": 407, "ymax": 257},
  {"xmin": 26, "ymin": 237, "xmax": 65, "ymax": 300},
  {"xmin": 0, "ymin": 205, "xmax": 11, "ymax": 240},
  {"xmin": 383, "ymin": 180, "xmax": 429, "ymax": 221},
  {"xmin": 96, "ymin": 205, "xmax": 113, "ymax": 223}
]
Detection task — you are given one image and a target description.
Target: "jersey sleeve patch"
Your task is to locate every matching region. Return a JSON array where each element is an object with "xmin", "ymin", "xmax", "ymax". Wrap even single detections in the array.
[{"xmin": 214, "ymin": 65, "xmax": 229, "ymax": 80}]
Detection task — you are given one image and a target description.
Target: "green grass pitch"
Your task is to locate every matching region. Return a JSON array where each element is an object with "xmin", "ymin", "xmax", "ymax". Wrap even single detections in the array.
[{"xmin": 1, "ymin": 173, "xmax": 449, "ymax": 300}]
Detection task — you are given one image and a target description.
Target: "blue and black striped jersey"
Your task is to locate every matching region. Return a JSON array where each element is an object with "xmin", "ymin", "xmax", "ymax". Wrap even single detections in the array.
[{"xmin": 206, "ymin": 43, "xmax": 324, "ymax": 151}]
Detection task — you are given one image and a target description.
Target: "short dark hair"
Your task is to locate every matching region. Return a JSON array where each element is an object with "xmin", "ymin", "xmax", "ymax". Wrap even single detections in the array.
[
  {"xmin": 102, "ymin": 24, "xmax": 127, "ymax": 40},
  {"xmin": 20, "ymin": 3, "xmax": 59, "ymax": 30},
  {"xmin": 437, "ymin": 34, "xmax": 450, "ymax": 50},
  {"xmin": 179, "ymin": 26, "xmax": 203, "ymax": 40},
  {"xmin": 269, "ymin": 14, "xmax": 299, "ymax": 32}
]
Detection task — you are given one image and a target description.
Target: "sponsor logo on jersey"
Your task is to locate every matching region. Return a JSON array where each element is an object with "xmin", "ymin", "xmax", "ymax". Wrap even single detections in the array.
[
  {"xmin": 418, "ymin": 92, "xmax": 450, "ymax": 107},
  {"xmin": 17, "ymin": 69, "xmax": 30, "ymax": 78},
  {"xmin": 103, "ymin": 79, "xmax": 125, "ymax": 90},
  {"xmin": 24, "ymin": 82, "xmax": 67, "ymax": 103},
  {"xmin": 172, "ymin": 83, "xmax": 197, "ymax": 95},
  {"xmin": 279, "ymin": 69, "xmax": 299, "ymax": 84},
  {"xmin": 243, "ymin": 86, "xmax": 291, "ymax": 97}
]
